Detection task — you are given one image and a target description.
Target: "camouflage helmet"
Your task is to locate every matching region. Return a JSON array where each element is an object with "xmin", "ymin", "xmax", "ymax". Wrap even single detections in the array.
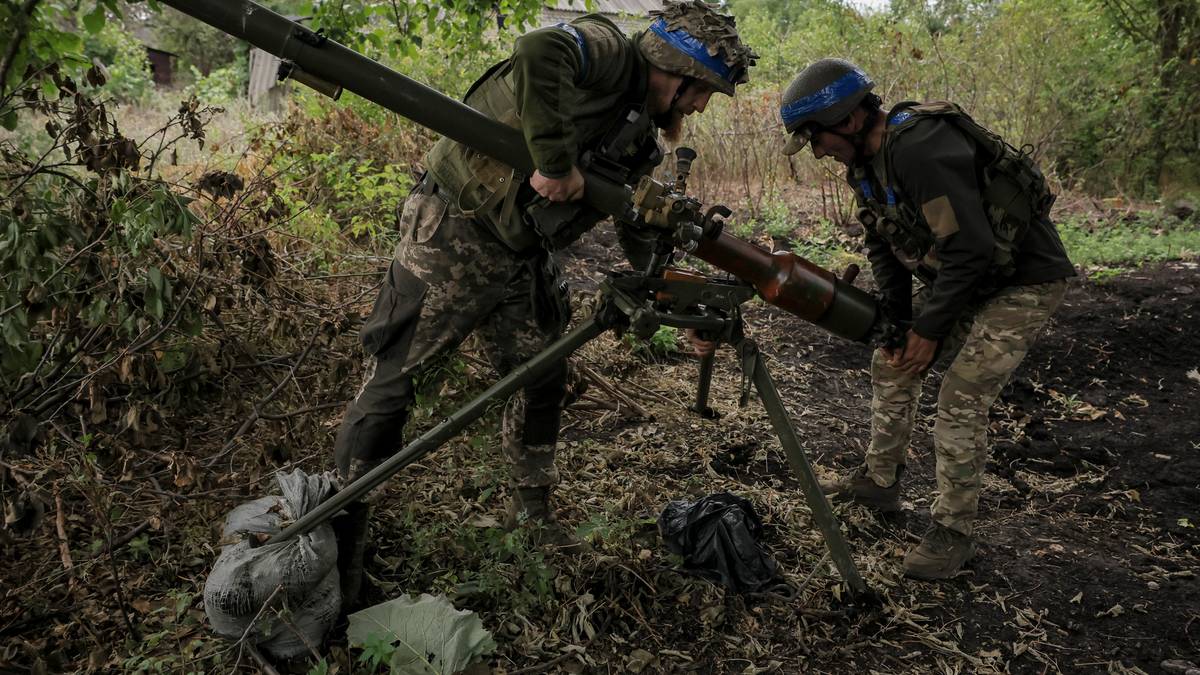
[
  {"xmin": 780, "ymin": 58, "xmax": 875, "ymax": 155},
  {"xmin": 637, "ymin": 1, "xmax": 757, "ymax": 97}
]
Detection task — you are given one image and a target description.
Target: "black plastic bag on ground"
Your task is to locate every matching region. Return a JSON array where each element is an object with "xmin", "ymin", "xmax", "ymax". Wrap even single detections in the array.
[{"xmin": 658, "ymin": 492, "xmax": 782, "ymax": 593}]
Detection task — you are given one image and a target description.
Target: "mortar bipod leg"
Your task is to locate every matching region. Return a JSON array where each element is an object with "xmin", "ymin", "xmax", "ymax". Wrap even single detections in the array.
[
  {"xmin": 742, "ymin": 339, "xmax": 870, "ymax": 598},
  {"xmin": 267, "ymin": 313, "xmax": 610, "ymax": 545},
  {"xmin": 691, "ymin": 351, "xmax": 718, "ymax": 419}
]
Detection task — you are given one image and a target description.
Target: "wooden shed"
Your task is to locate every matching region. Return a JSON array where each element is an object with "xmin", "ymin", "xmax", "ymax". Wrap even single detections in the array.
[
  {"xmin": 145, "ymin": 47, "xmax": 177, "ymax": 86},
  {"xmin": 540, "ymin": 0, "xmax": 664, "ymax": 31}
]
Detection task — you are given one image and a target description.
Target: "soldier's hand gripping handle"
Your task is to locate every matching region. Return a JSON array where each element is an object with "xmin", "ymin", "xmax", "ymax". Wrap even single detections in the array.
[{"xmin": 531, "ymin": 167, "xmax": 586, "ymax": 202}]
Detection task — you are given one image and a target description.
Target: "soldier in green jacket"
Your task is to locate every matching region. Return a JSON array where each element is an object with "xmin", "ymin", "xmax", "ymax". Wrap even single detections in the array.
[
  {"xmin": 332, "ymin": 1, "xmax": 756, "ymax": 605},
  {"xmin": 780, "ymin": 58, "xmax": 1075, "ymax": 580}
]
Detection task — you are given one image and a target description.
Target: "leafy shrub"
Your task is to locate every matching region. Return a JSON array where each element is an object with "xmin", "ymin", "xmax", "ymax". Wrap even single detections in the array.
[
  {"xmin": 623, "ymin": 325, "xmax": 681, "ymax": 359},
  {"xmin": 0, "ymin": 84, "xmax": 210, "ymax": 382},
  {"xmin": 186, "ymin": 63, "xmax": 244, "ymax": 105},
  {"xmin": 83, "ymin": 18, "xmax": 155, "ymax": 103},
  {"xmin": 255, "ymin": 102, "xmax": 419, "ymax": 247}
]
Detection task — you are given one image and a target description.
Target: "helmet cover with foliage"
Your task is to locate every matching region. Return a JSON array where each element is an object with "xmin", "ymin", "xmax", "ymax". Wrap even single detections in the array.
[
  {"xmin": 637, "ymin": 1, "xmax": 757, "ymax": 96},
  {"xmin": 780, "ymin": 58, "xmax": 875, "ymax": 155}
]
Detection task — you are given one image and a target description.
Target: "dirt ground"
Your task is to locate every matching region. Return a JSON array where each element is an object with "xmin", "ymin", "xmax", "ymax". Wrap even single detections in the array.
[
  {"xmin": 547, "ymin": 234, "xmax": 1200, "ymax": 673},
  {"xmin": 2, "ymin": 225, "xmax": 1197, "ymax": 674}
]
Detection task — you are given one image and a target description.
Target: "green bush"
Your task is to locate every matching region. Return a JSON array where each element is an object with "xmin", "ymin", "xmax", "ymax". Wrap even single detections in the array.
[
  {"xmin": 186, "ymin": 63, "xmax": 244, "ymax": 105},
  {"xmin": 256, "ymin": 103, "xmax": 417, "ymax": 248},
  {"xmin": 84, "ymin": 19, "xmax": 155, "ymax": 103},
  {"xmin": 0, "ymin": 91, "xmax": 206, "ymax": 383}
]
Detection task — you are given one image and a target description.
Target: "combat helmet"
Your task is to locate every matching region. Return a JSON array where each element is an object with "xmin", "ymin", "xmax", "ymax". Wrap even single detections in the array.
[
  {"xmin": 780, "ymin": 58, "xmax": 875, "ymax": 154},
  {"xmin": 638, "ymin": 1, "xmax": 757, "ymax": 96}
]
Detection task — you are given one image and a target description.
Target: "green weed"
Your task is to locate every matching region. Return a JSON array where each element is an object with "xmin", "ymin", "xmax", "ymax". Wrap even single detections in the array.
[
  {"xmin": 1058, "ymin": 212, "xmax": 1200, "ymax": 273},
  {"xmin": 575, "ymin": 510, "xmax": 657, "ymax": 550},
  {"xmin": 622, "ymin": 325, "xmax": 681, "ymax": 359},
  {"xmin": 389, "ymin": 506, "xmax": 559, "ymax": 615}
]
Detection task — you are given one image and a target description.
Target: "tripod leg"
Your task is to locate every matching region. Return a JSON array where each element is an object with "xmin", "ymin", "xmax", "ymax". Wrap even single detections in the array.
[
  {"xmin": 268, "ymin": 314, "xmax": 610, "ymax": 545},
  {"xmin": 691, "ymin": 351, "xmax": 718, "ymax": 419},
  {"xmin": 745, "ymin": 341, "xmax": 870, "ymax": 598}
]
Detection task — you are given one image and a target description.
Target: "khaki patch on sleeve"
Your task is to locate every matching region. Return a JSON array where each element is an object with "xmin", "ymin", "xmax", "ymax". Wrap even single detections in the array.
[{"xmin": 921, "ymin": 195, "xmax": 960, "ymax": 238}]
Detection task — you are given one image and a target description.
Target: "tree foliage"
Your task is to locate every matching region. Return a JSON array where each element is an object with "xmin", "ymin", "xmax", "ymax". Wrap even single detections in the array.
[
  {"xmin": 720, "ymin": 0, "xmax": 1200, "ymax": 197},
  {"xmin": 300, "ymin": 0, "xmax": 551, "ymax": 60}
]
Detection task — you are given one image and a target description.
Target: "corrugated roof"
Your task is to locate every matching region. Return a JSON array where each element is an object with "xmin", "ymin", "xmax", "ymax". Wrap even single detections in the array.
[{"xmin": 549, "ymin": 0, "xmax": 663, "ymax": 16}]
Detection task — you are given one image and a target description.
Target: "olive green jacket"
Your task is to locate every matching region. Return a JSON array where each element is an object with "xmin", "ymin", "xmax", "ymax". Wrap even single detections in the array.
[{"xmin": 425, "ymin": 14, "xmax": 660, "ymax": 258}]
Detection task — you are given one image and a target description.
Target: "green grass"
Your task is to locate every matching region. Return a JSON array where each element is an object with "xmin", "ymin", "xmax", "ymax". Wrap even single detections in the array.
[
  {"xmin": 1058, "ymin": 212, "xmax": 1200, "ymax": 275},
  {"xmin": 724, "ymin": 196, "xmax": 867, "ymax": 272},
  {"xmin": 731, "ymin": 202, "xmax": 1198, "ymax": 284}
]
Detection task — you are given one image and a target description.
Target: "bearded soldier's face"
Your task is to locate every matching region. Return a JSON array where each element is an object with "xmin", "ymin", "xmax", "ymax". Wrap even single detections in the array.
[{"xmin": 648, "ymin": 70, "xmax": 717, "ymax": 142}]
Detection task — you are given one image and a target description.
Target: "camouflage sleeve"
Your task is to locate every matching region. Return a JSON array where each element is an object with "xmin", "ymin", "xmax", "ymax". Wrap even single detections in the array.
[
  {"xmin": 864, "ymin": 224, "xmax": 913, "ymax": 322},
  {"xmin": 890, "ymin": 119, "xmax": 994, "ymax": 340},
  {"xmin": 511, "ymin": 17, "xmax": 634, "ymax": 178}
]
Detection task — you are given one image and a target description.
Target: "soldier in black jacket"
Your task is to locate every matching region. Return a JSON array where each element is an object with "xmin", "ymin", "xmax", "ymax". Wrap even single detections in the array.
[{"xmin": 780, "ymin": 58, "xmax": 1075, "ymax": 579}]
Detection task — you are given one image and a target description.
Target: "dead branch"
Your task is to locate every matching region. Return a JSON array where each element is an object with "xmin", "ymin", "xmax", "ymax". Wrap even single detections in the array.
[
  {"xmin": 97, "ymin": 519, "xmax": 152, "ymax": 557},
  {"xmin": 206, "ymin": 326, "xmax": 323, "ymax": 467},
  {"xmin": 258, "ymin": 400, "xmax": 347, "ymax": 421},
  {"xmin": 245, "ymin": 644, "xmax": 282, "ymax": 675},
  {"xmin": 102, "ymin": 517, "xmax": 142, "ymax": 642},
  {"xmin": 53, "ymin": 486, "xmax": 74, "ymax": 583},
  {"xmin": 577, "ymin": 363, "xmax": 653, "ymax": 419}
]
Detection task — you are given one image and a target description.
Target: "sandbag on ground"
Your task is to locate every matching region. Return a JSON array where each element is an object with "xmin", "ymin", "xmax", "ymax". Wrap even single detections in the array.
[{"xmin": 203, "ymin": 469, "xmax": 341, "ymax": 658}]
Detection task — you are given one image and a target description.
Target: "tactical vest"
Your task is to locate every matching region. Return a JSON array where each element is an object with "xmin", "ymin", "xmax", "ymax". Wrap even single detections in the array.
[
  {"xmin": 852, "ymin": 101, "xmax": 1056, "ymax": 280},
  {"xmin": 424, "ymin": 17, "xmax": 662, "ymax": 253}
]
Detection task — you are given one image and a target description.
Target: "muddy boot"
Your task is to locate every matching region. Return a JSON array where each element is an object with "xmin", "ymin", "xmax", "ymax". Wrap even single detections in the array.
[
  {"xmin": 503, "ymin": 487, "xmax": 590, "ymax": 555},
  {"xmin": 903, "ymin": 524, "xmax": 976, "ymax": 580},
  {"xmin": 820, "ymin": 465, "xmax": 902, "ymax": 512}
]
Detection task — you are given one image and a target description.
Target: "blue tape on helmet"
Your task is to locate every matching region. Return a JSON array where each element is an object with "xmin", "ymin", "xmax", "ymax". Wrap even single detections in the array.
[
  {"xmin": 780, "ymin": 69, "xmax": 872, "ymax": 129},
  {"xmin": 649, "ymin": 18, "xmax": 734, "ymax": 83}
]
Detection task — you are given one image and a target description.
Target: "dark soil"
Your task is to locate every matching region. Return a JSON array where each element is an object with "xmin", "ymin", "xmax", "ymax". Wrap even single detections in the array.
[
  {"xmin": 559, "ymin": 228, "xmax": 1200, "ymax": 673},
  {"xmin": 3, "ymin": 228, "xmax": 1197, "ymax": 674}
]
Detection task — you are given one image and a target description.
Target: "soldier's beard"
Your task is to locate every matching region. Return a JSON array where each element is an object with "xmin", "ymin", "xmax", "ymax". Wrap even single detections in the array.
[{"xmin": 654, "ymin": 109, "xmax": 685, "ymax": 143}]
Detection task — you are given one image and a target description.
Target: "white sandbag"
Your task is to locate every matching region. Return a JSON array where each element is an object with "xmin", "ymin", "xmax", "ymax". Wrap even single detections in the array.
[
  {"xmin": 257, "ymin": 566, "xmax": 341, "ymax": 658},
  {"xmin": 203, "ymin": 468, "xmax": 342, "ymax": 658}
]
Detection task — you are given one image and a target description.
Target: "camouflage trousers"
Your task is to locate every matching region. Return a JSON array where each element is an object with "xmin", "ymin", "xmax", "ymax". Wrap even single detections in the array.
[
  {"xmin": 866, "ymin": 279, "xmax": 1067, "ymax": 536},
  {"xmin": 333, "ymin": 186, "xmax": 573, "ymax": 491}
]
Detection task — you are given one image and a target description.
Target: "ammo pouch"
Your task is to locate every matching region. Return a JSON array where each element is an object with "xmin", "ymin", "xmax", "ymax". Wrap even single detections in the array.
[{"xmin": 423, "ymin": 61, "xmax": 534, "ymax": 248}]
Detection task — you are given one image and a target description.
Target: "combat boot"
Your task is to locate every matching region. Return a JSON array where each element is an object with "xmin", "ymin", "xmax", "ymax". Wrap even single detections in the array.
[
  {"xmin": 332, "ymin": 458, "xmax": 383, "ymax": 612},
  {"xmin": 819, "ymin": 465, "xmax": 902, "ymax": 512},
  {"xmin": 903, "ymin": 524, "xmax": 976, "ymax": 580},
  {"xmin": 504, "ymin": 487, "xmax": 590, "ymax": 555}
]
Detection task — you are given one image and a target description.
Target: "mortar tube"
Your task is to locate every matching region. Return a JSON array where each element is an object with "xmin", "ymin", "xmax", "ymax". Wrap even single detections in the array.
[{"xmin": 693, "ymin": 231, "xmax": 881, "ymax": 343}]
